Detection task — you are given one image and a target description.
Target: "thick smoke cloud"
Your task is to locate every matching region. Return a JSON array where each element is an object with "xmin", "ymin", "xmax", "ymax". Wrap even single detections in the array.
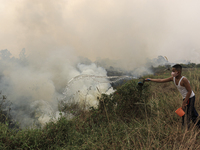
[
  {"xmin": 0, "ymin": 49, "xmax": 75, "ymax": 127},
  {"xmin": 0, "ymin": 49, "xmax": 114, "ymax": 128},
  {"xmin": 1, "ymin": 0, "xmax": 200, "ymax": 67}
]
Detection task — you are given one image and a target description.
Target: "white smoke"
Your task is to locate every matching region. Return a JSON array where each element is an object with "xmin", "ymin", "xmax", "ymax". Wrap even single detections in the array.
[
  {"xmin": 0, "ymin": 49, "xmax": 114, "ymax": 128},
  {"xmin": 63, "ymin": 63, "xmax": 115, "ymax": 109},
  {"xmin": 0, "ymin": 49, "xmax": 190, "ymax": 128}
]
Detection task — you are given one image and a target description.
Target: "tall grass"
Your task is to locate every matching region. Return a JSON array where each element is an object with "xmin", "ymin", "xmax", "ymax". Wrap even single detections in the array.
[{"xmin": 1, "ymin": 68, "xmax": 200, "ymax": 149}]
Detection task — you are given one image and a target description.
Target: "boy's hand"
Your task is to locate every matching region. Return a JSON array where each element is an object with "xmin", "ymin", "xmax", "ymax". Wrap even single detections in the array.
[
  {"xmin": 145, "ymin": 78, "xmax": 151, "ymax": 81},
  {"xmin": 182, "ymin": 101, "xmax": 187, "ymax": 109}
]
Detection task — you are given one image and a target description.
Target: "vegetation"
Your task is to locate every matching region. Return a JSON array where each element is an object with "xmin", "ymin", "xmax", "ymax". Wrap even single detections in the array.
[
  {"xmin": 151, "ymin": 62, "xmax": 200, "ymax": 75},
  {"xmin": 1, "ymin": 67, "xmax": 200, "ymax": 149}
]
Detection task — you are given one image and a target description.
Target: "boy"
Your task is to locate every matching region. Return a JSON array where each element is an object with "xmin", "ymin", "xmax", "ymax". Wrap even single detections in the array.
[{"xmin": 146, "ymin": 64, "xmax": 200, "ymax": 129}]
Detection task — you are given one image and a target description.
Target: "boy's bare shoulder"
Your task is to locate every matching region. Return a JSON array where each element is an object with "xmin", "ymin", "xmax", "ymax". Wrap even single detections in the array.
[
  {"xmin": 182, "ymin": 77, "xmax": 191, "ymax": 88},
  {"xmin": 182, "ymin": 77, "xmax": 190, "ymax": 83}
]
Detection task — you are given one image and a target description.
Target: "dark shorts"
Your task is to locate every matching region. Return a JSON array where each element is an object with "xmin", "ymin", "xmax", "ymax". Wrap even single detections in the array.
[{"xmin": 182, "ymin": 96, "xmax": 200, "ymax": 129}]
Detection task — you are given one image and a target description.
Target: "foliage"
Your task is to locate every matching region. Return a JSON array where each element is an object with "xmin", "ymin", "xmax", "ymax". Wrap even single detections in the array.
[
  {"xmin": 0, "ymin": 117, "xmax": 71, "ymax": 149},
  {"xmin": 0, "ymin": 94, "xmax": 19, "ymax": 130},
  {"xmin": 90, "ymin": 80, "xmax": 150, "ymax": 123},
  {"xmin": 1, "ymin": 68, "xmax": 200, "ymax": 149}
]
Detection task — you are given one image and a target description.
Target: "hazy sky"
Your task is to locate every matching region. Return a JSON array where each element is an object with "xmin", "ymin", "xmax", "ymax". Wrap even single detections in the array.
[{"xmin": 1, "ymin": 0, "xmax": 200, "ymax": 66}]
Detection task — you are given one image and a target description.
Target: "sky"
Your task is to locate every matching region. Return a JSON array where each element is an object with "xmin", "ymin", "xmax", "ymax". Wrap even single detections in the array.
[{"xmin": 1, "ymin": 0, "xmax": 200, "ymax": 67}]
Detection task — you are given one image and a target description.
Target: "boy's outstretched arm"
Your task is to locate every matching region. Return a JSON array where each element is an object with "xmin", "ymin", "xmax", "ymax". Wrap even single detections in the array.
[{"xmin": 145, "ymin": 77, "xmax": 173, "ymax": 83}]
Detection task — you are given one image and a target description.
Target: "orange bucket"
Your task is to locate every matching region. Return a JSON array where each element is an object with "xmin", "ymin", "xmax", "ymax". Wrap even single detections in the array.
[{"xmin": 175, "ymin": 107, "xmax": 185, "ymax": 117}]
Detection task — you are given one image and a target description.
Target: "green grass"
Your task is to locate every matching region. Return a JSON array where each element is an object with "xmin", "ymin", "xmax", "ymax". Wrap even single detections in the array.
[{"xmin": 1, "ymin": 68, "xmax": 200, "ymax": 149}]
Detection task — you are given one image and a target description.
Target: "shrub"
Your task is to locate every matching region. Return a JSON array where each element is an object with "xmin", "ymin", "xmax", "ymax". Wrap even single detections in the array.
[{"xmin": 90, "ymin": 80, "xmax": 150, "ymax": 122}]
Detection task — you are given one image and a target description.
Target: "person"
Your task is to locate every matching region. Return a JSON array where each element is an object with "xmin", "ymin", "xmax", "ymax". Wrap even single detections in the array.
[{"xmin": 145, "ymin": 64, "xmax": 200, "ymax": 129}]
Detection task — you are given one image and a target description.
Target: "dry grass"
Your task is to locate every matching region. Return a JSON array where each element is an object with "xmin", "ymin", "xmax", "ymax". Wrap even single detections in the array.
[
  {"xmin": 137, "ymin": 68, "xmax": 200, "ymax": 149},
  {"xmin": 61, "ymin": 68, "xmax": 200, "ymax": 149},
  {"xmin": 1, "ymin": 68, "xmax": 200, "ymax": 149}
]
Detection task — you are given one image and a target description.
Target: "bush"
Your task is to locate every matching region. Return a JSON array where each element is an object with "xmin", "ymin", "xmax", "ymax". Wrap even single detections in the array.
[
  {"xmin": 0, "ymin": 94, "xmax": 19, "ymax": 130},
  {"xmin": 0, "ymin": 116, "xmax": 71, "ymax": 149},
  {"xmin": 90, "ymin": 80, "xmax": 150, "ymax": 122}
]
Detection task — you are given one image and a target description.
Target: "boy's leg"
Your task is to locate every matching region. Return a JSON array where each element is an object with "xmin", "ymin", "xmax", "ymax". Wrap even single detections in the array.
[
  {"xmin": 182, "ymin": 96, "xmax": 196, "ymax": 129},
  {"xmin": 182, "ymin": 105, "xmax": 190, "ymax": 129},
  {"xmin": 192, "ymin": 109, "xmax": 200, "ymax": 127},
  {"xmin": 182, "ymin": 115, "xmax": 184, "ymax": 127},
  {"xmin": 187, "ymin": 97, "xmax": 193, "ymax": 129},
  {"xmin": 189, "ymin": 96, "xmax": 200, "ymax": 127}
]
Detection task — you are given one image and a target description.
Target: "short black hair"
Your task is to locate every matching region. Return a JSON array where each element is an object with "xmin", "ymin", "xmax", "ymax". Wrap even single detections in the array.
[{"xmin": 172, "ymin": 64, "xmax": 182, "ymax": 71}]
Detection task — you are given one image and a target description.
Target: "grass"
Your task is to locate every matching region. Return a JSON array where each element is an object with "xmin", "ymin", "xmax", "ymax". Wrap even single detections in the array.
[{"xmin": 1, "ymin": 68, "xmax": 200, "ymax": 149}]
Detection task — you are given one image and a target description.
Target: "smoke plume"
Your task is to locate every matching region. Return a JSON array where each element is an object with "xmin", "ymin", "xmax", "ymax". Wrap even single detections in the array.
[{"xmin": 0, "ymin": 49, "xmax": 115, "ymax": 128}]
